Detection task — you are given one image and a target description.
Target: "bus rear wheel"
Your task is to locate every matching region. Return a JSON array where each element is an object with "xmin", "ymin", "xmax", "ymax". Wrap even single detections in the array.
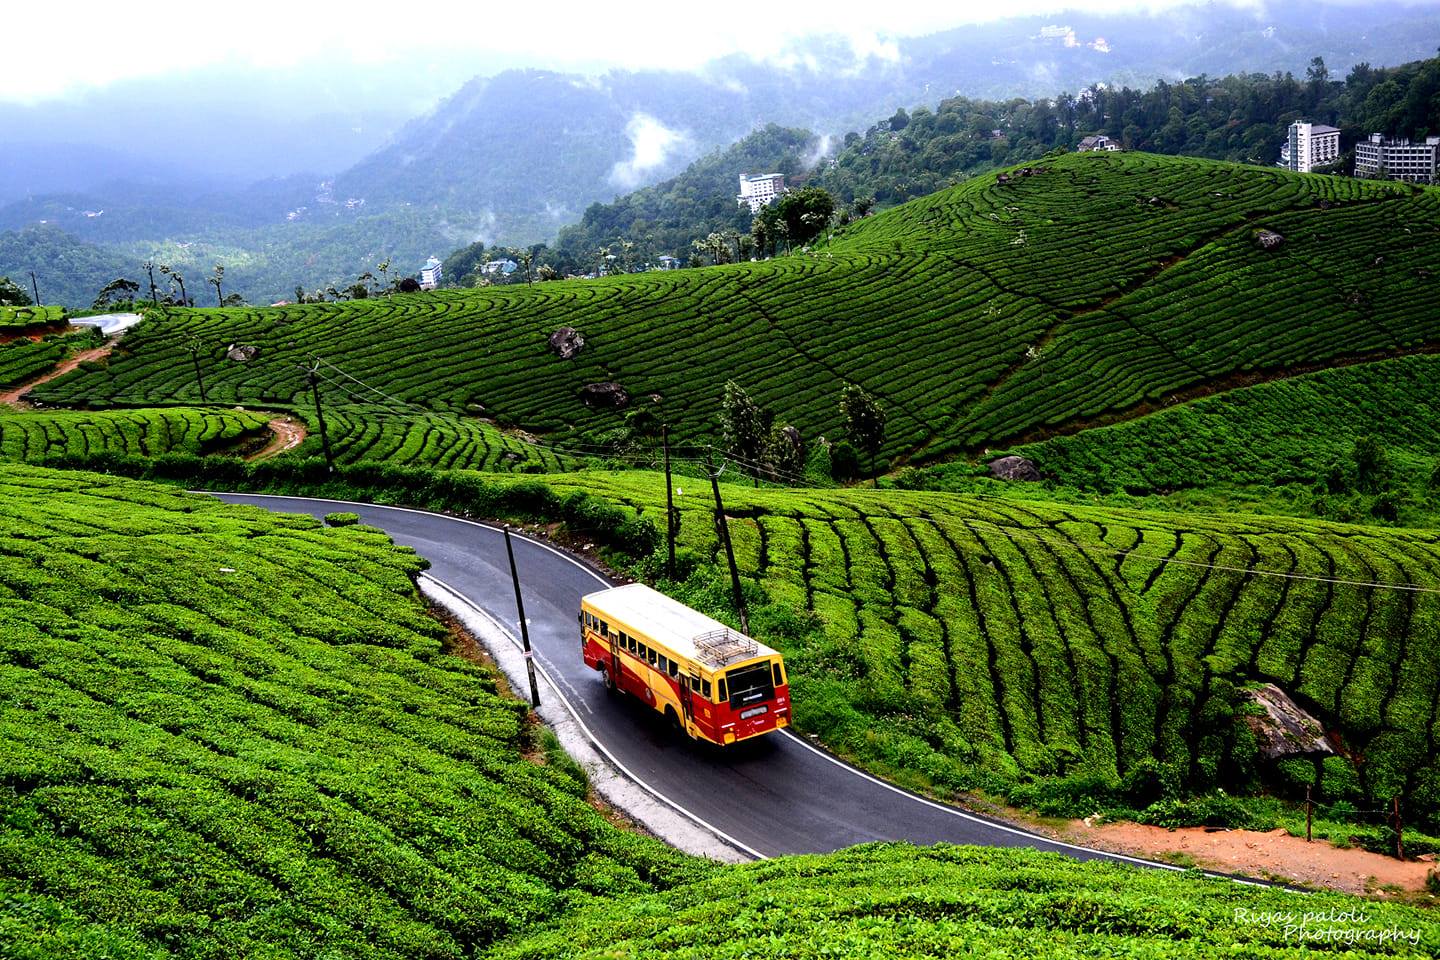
[{"xmin": 602, "ymin": 665, "xmax": 616, "ymax": 694}]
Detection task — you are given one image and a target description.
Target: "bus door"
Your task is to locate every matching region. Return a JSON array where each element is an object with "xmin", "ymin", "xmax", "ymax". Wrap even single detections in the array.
[
  {"xmin": 608, "ymin": 629, "xmax": 621, "ymax": 687},
  {"xmin": 679, "ymin": 670, "xmax": 697, "ymax": 726}
]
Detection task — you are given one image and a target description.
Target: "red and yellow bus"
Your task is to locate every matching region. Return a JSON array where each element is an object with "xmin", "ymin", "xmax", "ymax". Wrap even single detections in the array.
[{"xmin": 581, "ymin": 583, "xmax": 790, "ymax": 744}]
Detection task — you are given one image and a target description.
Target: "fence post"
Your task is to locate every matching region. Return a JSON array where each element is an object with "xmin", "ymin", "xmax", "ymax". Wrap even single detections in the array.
[{"xmin": 1393, "ymin": 796, "xmax": 1404, "ymax": 860}]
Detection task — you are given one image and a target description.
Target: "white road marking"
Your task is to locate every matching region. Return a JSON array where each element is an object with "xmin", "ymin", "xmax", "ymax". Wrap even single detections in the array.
[{"xmin": 205, "ymin": 492, "xmax": 1285, "ymax": 888}]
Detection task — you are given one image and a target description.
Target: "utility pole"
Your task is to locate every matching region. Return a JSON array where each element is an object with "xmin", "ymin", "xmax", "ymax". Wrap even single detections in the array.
[
  {"xmin": 29, "ymin": 272, "xmax": 40, "ymax": 306},
  {"xmin": 504, "ymin": 526, "xmax": 542, "ymax": 707},
  {"xmin": 662, "ymin": 424, "xmax": 676, "ymax": 580},
  {"xmin": 306, "ymin": 362, "xmax": 334, "ymax": 472},
  {"xmin": 1305, "ymin": 785, "xmax": 1312, "ymax": 842},
  {"xmin": 1392, "ymin": 797, "xmax": 1404, "ymax": 860},
  {"xmin": 706, "ymin": 456, "xmax": 749, "ymax": 635}
]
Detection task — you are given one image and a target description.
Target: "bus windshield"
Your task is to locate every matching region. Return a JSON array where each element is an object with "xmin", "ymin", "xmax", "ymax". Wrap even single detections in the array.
[{"xmin": 727, "ymin": 662, "xmax": 775, "ymax": 709}]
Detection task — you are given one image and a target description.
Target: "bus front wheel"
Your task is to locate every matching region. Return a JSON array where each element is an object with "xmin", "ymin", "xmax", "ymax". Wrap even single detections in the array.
[{"xmin": 602, "ymin": 665, "xmax": 616, "ymax": 694}]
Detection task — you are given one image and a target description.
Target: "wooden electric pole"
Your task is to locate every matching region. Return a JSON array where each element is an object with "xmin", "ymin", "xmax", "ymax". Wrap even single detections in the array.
[
  {"xmin": 663, "ymin": 424, "xmax": 676, "ymax": 580},
  {"xmin": 29, "ymin": 272, "xmax": 40, "ymax": 306},
  {"xmin": 306, "ymin": 363, "xmax": 334, "ymax": 472},
  {"xmin": 707, "ymin": 456, "xmax": 749, "ymax": 635},
  {"xmin": 504, "ymin": 526, "xmax": 542, "ymax": 707},
  {"xmin": 187, "ymin": 338, "xmax": 208, "ymax": 403}
]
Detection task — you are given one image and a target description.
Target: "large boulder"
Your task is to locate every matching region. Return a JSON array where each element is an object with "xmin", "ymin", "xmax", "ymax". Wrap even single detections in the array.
[
  {"xmin": 579, "ymin": 382, "xmax": 629, "ymax": 409},
  {"xmin": 987, "ymin": 455, "xmax": 1041, "ymax": 482},
  {"xmin": 549, "ymin": 326, "xmax": 586, "ymax": 359},
  {"xmin": 225, "ymin": 343, "xmax": 259, "ymax": 362},
  {"xmin": 1242, "ymin": 684, "xmax": 1333, "ymax": 761}
]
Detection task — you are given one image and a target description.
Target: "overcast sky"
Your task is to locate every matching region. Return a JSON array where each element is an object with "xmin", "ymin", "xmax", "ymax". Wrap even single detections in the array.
[{"xmin": 1, "ymin": 0, "xmax": 1328, "ymax": 103}]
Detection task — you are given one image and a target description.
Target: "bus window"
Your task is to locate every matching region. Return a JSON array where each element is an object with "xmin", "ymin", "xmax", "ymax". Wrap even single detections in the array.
[
  {"xmin": 599, "ymin": 620, "xmax": 609, "ymax": 636},
  {"xmin": 618, "ymin": 631, "xmax": 629, "ymax": 648},
  {"xmin": 726, "ymin": 662, "xmax": 776, "ymax": 708},
  {"xmin": 669, "ymin": 661, "xmax": 680, "ymax": 679},
  {"xmin": 687, "ymin": 676, "xmax": 699, "ymax": 692},
  {"xmin": 628, "ymin": 635, "xmax": 638, "ymax": 653},
  {"xmin": 658, "ymin": 654, "xmax": 669, "ymax": 674},
  {"xmin": 772, "ymin": 661, "xmax": 785, "ymax": 686},
  {"xmin": 716, "ymin": 678, "xmax": 727, "ymax": 702},
  {"xmin": 702, "ymin": 680, "xmax": 712, "ymax": 698},
  {"xmin": 637, "ymin": 642, "xmax": 648, "ymax": 661},
  {"xmin": 647, "ymin": 647, "xmax": 658, "ymax": 667}
]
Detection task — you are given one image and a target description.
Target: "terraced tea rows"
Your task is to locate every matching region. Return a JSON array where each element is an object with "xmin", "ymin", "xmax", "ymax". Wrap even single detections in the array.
[
  {"xmin": 0, "ymin": 304, "xmax": 65, "ymax": 333},
  {"xmin": 0, "ymin": 338, "xmax": 69, "ymax": 390},
  {"xmin": 0, "ymin": 407, "xmax": 271, "ymax": 461},
  {"xmin": 0, "ymin": 463, "xmax": 691, "ymax": 958},
  {"xmin": 492, "ymin": 843, "xmax": 1440, "ymax": 959},
  {"xmin": 1006, "ymin": 352, "xmax": 1440, "ymax": 493},
  {"xmin": 311, "ymin": 406, "xmax": 574, "ymax": 473},
  {"xmin": 535, "ymin": 470, "xmax": 1440, "ymax": 827},
  {"xmin": 30, "ymin": 154, "xmax": 1437, "ymax": 464}
]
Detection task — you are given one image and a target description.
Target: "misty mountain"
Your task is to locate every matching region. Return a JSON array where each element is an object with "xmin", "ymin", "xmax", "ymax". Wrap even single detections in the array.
[{"xmin": 6, "ymin": 1, "xmax": 1440, "ymax": 306}]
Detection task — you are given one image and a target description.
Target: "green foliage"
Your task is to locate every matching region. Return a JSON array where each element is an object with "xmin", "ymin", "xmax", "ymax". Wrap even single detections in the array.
[
  {"xmin": 775, "ymin": 186, "xmax": 836, "ymax": 247},
  {"xmin": 490, "ymin": 843, "xmax": 1440, "ymax": 959},
  {"xmin": 536, "ymin": 469, "xmax": 1440, "ymax": 830},
  {"xmin": 717, "ymin": 380, "xmax": 771, "ymax": 473},
  {"xmin": 324, "ymin": 511, "xmax": 361, "ymax": 526},
  {"xmin": 839, "ymin": 383, "xmax": 886, "ymax": 481},
  {"xmin": 32, "ymin": 153, "xmax": 1431, "ymax": 470},
  {"xmin": 0, "ymin": 463, "xmax": 695, "ymax": 957},
  {"xmin": 0, "ymin": 304, "xmax": 65, "ymax": 334},
  {"xmin": 0, "ymin": 275, "xmax": 33, "ymax": 306},
  {"xmin": 0, "ymin": 407, "xmax": 270, "ymax": 459}
]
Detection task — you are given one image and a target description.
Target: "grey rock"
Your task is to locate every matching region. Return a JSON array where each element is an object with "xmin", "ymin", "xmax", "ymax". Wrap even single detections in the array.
[
  {"xmin": 987, "ymin": 455, "xmax": 1041, "ymax": 482},
  {"xmin": 1256, "ymin": 229, "xmax": 1285, "ymax": 251},
  {"xmin": 549, "ymin": 326, "xmax": 586, "ymax": 359},
  {"xmin": 579, "ymin": 382, "xmax": 629, "ymax": 408},
  {"xmin": 225, "ymin": 343, "xmax": 259, "ymax": 362},
  {"xmin": 1243, "ymin": 684, "xmax": 1333, "ymax": 761}
]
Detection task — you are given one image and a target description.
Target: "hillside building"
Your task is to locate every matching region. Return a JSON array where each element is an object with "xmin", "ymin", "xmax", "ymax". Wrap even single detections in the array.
[
  {"xmin": 419, "ymin": 256, "xmax": 442, "ymax": 290},
  {"xmin": 1076, "ymin": 134, "xmax": 1120, "ymax": 152},
  {"xmin": 737, "ymin": 173, "xmax": 786, "ymax": 213},
  {"xmin": 1354, "ymin": 133, "xmax": 1440, "ymax": 183},
  {"xmin": 1281, "ymin": 121, "xmax": 1341, "ymax": 173}
]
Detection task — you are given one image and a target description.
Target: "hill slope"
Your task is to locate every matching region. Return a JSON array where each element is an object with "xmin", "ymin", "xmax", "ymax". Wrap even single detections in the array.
[
  {"xmin": 0, "ymin": 463, "xmax": 694, "ymax": 957},
  {"xmin": 34, "ymin": 153, "xmax": 1436, "ymax": 464}
]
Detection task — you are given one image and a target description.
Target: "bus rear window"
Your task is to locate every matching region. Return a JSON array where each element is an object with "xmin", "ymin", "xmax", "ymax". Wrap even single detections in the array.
[{"xmin": 727, "ymin": 663, "xmax": 775, "ymax": 709}]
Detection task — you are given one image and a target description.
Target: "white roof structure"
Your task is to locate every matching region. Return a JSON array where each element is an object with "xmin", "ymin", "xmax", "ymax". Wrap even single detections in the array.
[{"xmin": 583, "ymin": 583, "xmax": 777, "ymax": 669}]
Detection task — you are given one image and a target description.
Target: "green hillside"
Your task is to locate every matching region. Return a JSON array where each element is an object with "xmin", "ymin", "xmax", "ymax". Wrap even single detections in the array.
[
  {"xmin": 0, "ymin": 407, "xmax": 271, "ymax": 460},
  {"xmin": 492, "ymin": 844, "xmax": 1439, "ymax": 959},
  {"xmin": 510, "ymin": 469, "xmax": 1440, "ymax": 831},
  {"xmin": 4, "ymin": 462, "xmax": 1438, "ymax": 958},
  {"xmin": 0, "ymin": 304, "xmax": 65, "ymax": 334},
  {"xmin": 29, "ymin": 153, "xmax": 1436, "ymax": 467},
  {"xmin": 0, "ymin": 463, "xmax": 693, "ymax": 958},
  {"xmin": 1005, "ymin": 352, "xmax": 1440, "ymax": 495}
]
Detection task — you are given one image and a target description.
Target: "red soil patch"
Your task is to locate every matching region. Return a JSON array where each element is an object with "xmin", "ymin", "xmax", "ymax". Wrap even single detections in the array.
[
  {"xmin": 0, "ymin": 341, "xmax": 115, "ymax": 407},
  {"xmin": 247, "ymin": 416, "xmax": 307, "ymax": 460}
]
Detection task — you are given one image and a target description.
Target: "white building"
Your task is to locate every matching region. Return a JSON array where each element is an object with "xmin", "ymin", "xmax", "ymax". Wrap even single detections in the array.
[
  {"xmin": 737, "ymin": 173, "xmax": 786, "ymax": 213},
  {"xmin": 1355, "ymin": 133, "xmax": 1440, "ymax": 183},
  {"xmin": 1283, "ymin": 121, "xmax": 1341, "ymax": 173},
  {"xmin": 1076, "ymin": 134, "xmax": 1120, "ymax": 152},
  {"xmin": 419, "ymin": 256, "xmax": 443, "ymax": 290}
]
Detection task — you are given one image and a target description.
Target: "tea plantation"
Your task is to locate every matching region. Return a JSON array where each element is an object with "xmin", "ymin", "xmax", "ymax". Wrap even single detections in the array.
[
  {"xmin": 1000, "ymin": 352, "xmax": 1440, "ymax": 493},
  {"xmin": 0, "ymin": 407, "xmax": 272, "ymax": 460},
  {"xmin": 491, "ymin": 844, "xmax": 1440, "ymax": 959},
  {"xmin": 29, "ymin": 153, "xmax": 1439, "ymax": 463},
  {"xmin": 0, "ymin": 304, "xmax": 65, "ymax": 334},
  {"xmin": 5, "ymin": 462, "xmax": 1437, "ymax": 959},
  {"xmin": 528, "ymin": 469, "xmax": 1440, "ymax": 829},
  {"xmin": 0, "ymin": 462, "xmax": 696, "ymax": 958}
]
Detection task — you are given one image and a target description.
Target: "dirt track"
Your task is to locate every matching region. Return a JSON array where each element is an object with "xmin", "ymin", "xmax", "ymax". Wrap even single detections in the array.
[
  {"xmin": 0, "ymin": 342, "xmax": 115, "ymax": 407},
  {"xmin": 247, "ymin": 416, "xmax": 307, "ymax": 460}
]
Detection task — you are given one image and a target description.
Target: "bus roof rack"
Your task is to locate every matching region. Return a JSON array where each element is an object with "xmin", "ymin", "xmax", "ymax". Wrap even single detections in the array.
[{"xmin": 692, "ymin": 628, "xmax": 758, "ymax": 666}]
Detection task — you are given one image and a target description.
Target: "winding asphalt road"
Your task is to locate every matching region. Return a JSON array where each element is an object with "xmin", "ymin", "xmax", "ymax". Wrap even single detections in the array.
[{"xmin": 210, "ymin": 493, "xmax": 1196, "ymax": 869}]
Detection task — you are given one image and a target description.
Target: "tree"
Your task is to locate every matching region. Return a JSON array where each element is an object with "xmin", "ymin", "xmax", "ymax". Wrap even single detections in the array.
[
  {"xmin": 717, "ymin": 380, "xmax": 773, "ymax": 483},
  {"xmin": 0, "ymin": 276, "xmax": 32, "ymax": 307},
  {"xmin": 1352, "ymin": 435, "xmax": 1392, "ymax": 493},
  {"xmin": 143, "ymin": 261, "xmax": 160, "ymax": 306},
  {"xmin": 207, "ymin": 264, "xmax": 226, "ymax": 307},
  {"xmin": 763, "ymin": 424, "xmax": 805, "ymax": 482},
  {"xmin": 776, "ymin": 187, "xmax": 836, "ymax": 247},
  {"xmin": 160, "ymin": 266, "xmax": 189, "ymax": 306},
  {"xmin": 92, "ymin": 278, "xmax": 140, "ymax": 310},
  {"xmin": 376, "ymin": 258, "xmax": 392, "ymax": 293},
  {"xmin": 840, "ymin": 383, "xmax": 887, "ymax": 485}
]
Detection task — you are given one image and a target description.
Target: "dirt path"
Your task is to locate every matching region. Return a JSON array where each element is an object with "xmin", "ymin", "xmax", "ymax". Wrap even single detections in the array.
[
  {"xmin": 0, "ymin": 341, "xmax": 115, "ymax": 407},
  {"xmin": 1056, "ymin": 819, "xmax": 1435, "ymax": 895},
  {"xmin": 247, "ymin": 416, "xmax": 307, "ymax": 461}
]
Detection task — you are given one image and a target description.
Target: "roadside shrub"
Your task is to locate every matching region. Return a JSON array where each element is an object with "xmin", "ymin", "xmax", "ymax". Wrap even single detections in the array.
[{"xmin": 324, "ymin": 512, "xmax": 360, "ymax": 527}]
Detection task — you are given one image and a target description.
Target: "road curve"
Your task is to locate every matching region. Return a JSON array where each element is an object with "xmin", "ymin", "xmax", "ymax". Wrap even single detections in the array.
[{"xmin": 208, "ymin": 493, "xmax": 1198, "ymax": 869}]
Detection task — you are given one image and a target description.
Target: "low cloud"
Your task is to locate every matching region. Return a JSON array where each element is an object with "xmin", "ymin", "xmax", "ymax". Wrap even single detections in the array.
[
  {"xmin": 609, "ymin": 113, "xmax": 689, "ymax": 189},
  {"xmin": 802, "ymin": 133, "xmax": 834, "ymax": 170}
]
